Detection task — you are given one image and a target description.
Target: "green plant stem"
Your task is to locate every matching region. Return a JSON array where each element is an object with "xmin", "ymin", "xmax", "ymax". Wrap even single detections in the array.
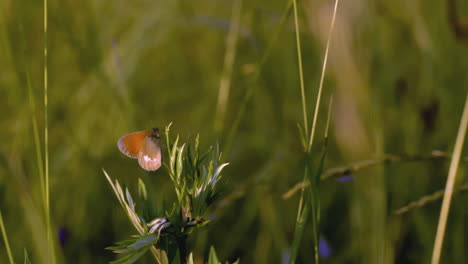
[
  {"xmin": 0, "ymin": 210, "xmax": 15, "ymax": 264},
  {"xmin": 177, "ymin": 235, "xmax": 188, "ymax": 264},
  {"xmin": 431, "ymin": 94, "xmax": 468, "ymax": 264},
  {"xmin": 282, "ymin": 151, "xmax": 467, "ymax": 200},
  {"xmin": 27, "ymin": 71, "xmax": 45, "ymax": 204},
  {"xmin": 43, "ymin": 0, "xmax": 54, "ymax": 262},
  {"xmin": 309, "ymin": 183, "xmax": 319, "ymax": 263},
  {"xmin": 307, "ymin": 0, "xmax": 339, "ymax": 151},
  {"xmin": 293, "ymin": 0, "xmax": 308, "ymax": 137},
  {"xmin": 291, "ymin": 0, "xmax": 313, "ymax": 261},
  {"xmin": 289, "ymin": 0, "xmax": 309, "ymax": 258},
  {"xmin": 289, "ymin": 167, "xmax": 309, "ymax": 264},
  {"xmin": 150, "ymin": 246, "xmax": 166, "ymax": 264},
  {"xmin": 394, "ymin": 182, "xmax": 468, "ymax": 215},
  {"xmin": 291, "ymin": 0, "xmax": 338, "ymax": 262}
]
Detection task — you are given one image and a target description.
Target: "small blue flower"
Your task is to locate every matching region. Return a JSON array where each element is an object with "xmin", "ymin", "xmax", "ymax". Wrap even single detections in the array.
[
  {"xmin": 337, "ymin": 174, "xmax": 353, "ymax": 183},
  {"xmin": 57, "ymin": 227, "xmax": 69, "ymax": 247},
  {"xmin": 282, "ymin": 249, "xmax": 291, "ymax": 264},
  {"xmin": 319, "ymin": 236, "xmax": 333, "ymax": 259}
]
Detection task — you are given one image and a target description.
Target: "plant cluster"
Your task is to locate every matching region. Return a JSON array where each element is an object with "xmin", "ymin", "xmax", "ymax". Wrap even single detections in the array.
[{"xmin": 104, "ymin": 124, "xmax": 235, "ymax": 264}]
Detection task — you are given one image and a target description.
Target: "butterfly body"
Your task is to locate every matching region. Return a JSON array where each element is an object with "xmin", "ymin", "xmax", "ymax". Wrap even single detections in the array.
[{"xmin": 117, "ymin": 128, "xmax": 162, "ymax": 171}]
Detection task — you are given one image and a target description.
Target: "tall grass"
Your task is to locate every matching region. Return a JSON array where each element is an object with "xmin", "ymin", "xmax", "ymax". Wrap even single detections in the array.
[
  {"xmin": 289, "ymin": 0, "xmax": 338, "ymax": 263},
  {"xmin": 43, "ymin": 0, "xmax": 55, "ymax": 262}
]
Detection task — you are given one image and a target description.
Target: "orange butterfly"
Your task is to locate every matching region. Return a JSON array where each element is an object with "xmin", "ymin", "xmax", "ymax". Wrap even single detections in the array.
[{"xmin": 117, "ymin": 128, "xmax": 162, "ymax": 171}]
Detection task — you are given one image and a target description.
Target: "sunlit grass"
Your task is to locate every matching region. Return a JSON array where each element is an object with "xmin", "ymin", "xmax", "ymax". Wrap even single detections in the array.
[{"xmin": 431, "ymin": 95, "xmax": 468, "ymax": 264}]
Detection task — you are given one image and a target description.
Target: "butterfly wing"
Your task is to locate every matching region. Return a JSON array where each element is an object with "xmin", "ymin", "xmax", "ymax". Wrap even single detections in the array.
[
  {"xmin": 137, "ymin": 136, "xmax": 162, "ymax": 171},
  {"xmin": 117, "ymin": 130, "xmax": 151, "ymax": 159}
]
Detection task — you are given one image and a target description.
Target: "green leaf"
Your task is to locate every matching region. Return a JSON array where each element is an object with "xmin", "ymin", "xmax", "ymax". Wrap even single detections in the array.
[
  {"xmin": 297, "ymin": 123, "xmax": 307, "ymax": 150},
  {"xmin": 125, "ymin": 235, "xmax": 158, "ymax": 253},
  {"xmin": 211, "ymin": 163, "xmax": 229, "ymax": 186},
  {"xmin": 138, "ymin": 178, "xmax": 148, "ymax": 200},
  {"xmin": 289, "ymin": 198, "xmax": 310, "ymax": 264},
  {"xmin": 107, "ymin": 235, "xmax": 158, "ymax": 264},
  {"xmin": 187, "ymin": 253, "xmax": 194, "ymax": 264},
  {"xmin": 110, "ymin": 248, "xmax": 149, "ymax": 264},
  {"xmin": 170, "ymin": 136, "xmax": 180, "ymax": 172},
  {"xmin": 165, "ymin": 122, "xmax": 174, "ymax": 152},
  {"xmin": 208, "ymin": 246, "xmax": 220, "ymax": 264},
  {"xmin": 109, "ymin": 235, "xmax": 157, "ymax": 252},
  {"xmin": 196, "ymin": 147, "xmax": 212, "ymax": 168},
  {"xmin": 23, "ymin": 248, "xmax": 31, "ymax": 264},
  {"xmin": 126, "ymin": 188, "xmax": 135, "ymax": 211}
]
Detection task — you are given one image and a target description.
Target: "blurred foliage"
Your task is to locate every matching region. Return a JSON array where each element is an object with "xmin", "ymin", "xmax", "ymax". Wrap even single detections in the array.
[{"xmin": 1, "ymin": 0, "xmax": 468, "ymax": 263}]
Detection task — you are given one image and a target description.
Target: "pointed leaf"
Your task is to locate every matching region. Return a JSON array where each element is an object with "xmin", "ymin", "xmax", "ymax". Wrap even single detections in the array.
[
  {"xmin": 208, "ymin": 246, "xmax": 220, "ymax": 264},
  {"xmin": 24, "ymin": 248, "xmax": 31, "ymax": 264},
  {"xmin": 138, "ymin": 178, "xmax": 148, "ymax": 200}
]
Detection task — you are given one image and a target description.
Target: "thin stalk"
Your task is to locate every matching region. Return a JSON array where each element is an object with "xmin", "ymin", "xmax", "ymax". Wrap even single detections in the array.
[
  {"xmin": 307, "ymin": 0, "xmax": 339, "ymax": 152},
  {"xmin": 27, "ymin": 71, "xmax": 45, "ymax": 202},
  {"xmin": 214, "ymin": 0, "xmax": 242, "ymax": 134},
  {"xmin": 310, "ymin": 97, "xmax": 333, "ymax": 263},
  {"xmin": 43, "ymin": 0, "xmax": 55, "ymax": 262},
  {"xmin": 324, "ymin": 96, "xmax": 333, "ymax": 139},
  {"xmin": 291, "ymin": 1, "xmax": 309, "ymax": 260},
  {"xmin": 395, "ymin": 183, "xmax": 468, "ymax": 215},
  {"xmin": 0, "ymin": 210, "xmax": 15, "ymax": 264},
  {"xmin": 431, "ymin": 94, "xmax": 468, "ymax": 264},
  {"xmin": 293, "ymin": 0, "xmax": 308, "ymax": 137},
  {"xmin": 289, "ymin": 167, "xmax": 309, "ymax": 264},
  {"xmin": 310, "ymin": 183, "xmax": 319, "ymax": 262},
  {"xmin": 283, "ymin": 150, "xmax": 463, "ymax": 199}
]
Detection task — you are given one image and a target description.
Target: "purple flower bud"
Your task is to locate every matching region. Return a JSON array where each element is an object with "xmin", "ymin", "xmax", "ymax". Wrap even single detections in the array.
[
  {"xmin": 57, "ymin": 227, "xmax": 69, "ymax": 247},
  {"xmin": 337, "ymin": 174, "xmax": 353, "ymax": 183},
  {"xmin": 319, "ymin": 236, "xmax": 333, "ymax": 259}
]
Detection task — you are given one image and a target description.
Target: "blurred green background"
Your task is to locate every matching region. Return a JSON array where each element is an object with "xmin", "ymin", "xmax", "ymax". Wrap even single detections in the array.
[{"xmin": 1, "ymin": 0, "xmax": 468, "ymax": 263}]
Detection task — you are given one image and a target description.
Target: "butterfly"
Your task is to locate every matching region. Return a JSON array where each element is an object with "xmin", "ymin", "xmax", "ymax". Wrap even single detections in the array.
[{"xmin": 117, "ymin": 128, "xmax": 162, "ymax": 171}]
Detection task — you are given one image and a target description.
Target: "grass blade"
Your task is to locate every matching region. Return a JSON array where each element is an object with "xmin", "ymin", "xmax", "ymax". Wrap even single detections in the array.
[
  {"xmin": 43, "ymin": 0, "xmax": 55, "ymax": 262},
  {"xmin": 289, "ymin": 194, "xmax": 310, "ymax": 264},
  {"xmin": 0, "ymin": 209, "xmax": 15, "ymax": 264},
  {"xmin": 27, "ymin": 70, "xmax": 45, "ymax": 204},
  {"xmin": 307, "ymin": 0, "xmax": 339, "ymax": 151},
  {"xmin": 214, "ymin": 0, "xmax": 242, "ymax": 134},
  {"xmin": 24, "ymin": 248, "xmax": 31, "ymax": 264},
  {"xmin": 290, "ymin": 0, "xmax": 310, "ymax": 259},
  {"xmin": 293, "ymin": 0, "xmax": 308, "ymax": 137},
  {"xmin": 431, "ymin": 94, "xmax": 468, "ymax": 264}
]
